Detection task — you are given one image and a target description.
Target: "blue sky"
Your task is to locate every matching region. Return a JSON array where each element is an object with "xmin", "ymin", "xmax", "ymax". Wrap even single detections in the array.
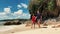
[{"xmin": 0, "ymin": 0, "xmax": 30, "ymax": 20}]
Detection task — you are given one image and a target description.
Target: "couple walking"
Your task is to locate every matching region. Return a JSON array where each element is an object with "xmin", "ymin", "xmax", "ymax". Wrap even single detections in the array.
[{"xmin": 31, "ymin": 10, "xmax": 42, "ymax": 28}]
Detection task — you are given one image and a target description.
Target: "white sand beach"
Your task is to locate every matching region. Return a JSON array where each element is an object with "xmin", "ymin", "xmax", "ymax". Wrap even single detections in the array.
[{"xmin": 0, "ymin": 24, "xmax": 60, "ymax": 34}]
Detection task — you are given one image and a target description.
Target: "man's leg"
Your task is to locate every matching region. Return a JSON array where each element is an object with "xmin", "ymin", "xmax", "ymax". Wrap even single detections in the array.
[{"xmin": 37, "ymin": 20, "xmax": 40, "ymax": 28}]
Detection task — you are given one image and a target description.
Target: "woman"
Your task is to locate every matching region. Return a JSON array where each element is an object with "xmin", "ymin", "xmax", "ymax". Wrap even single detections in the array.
[{"xmin": 31, "ymin": 14, "xmax": 36, "ymax": 28}]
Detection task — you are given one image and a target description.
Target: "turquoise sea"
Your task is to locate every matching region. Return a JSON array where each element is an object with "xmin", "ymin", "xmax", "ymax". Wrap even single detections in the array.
[{"xmin": 0, "ymin": 21, "xmax": 6, "ymax": 25}]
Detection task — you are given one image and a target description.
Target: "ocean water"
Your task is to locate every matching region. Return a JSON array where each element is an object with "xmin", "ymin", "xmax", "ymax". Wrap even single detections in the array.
[{"xmin": 0, "ymin": 21, "xmax": 6, "ymax": 25}]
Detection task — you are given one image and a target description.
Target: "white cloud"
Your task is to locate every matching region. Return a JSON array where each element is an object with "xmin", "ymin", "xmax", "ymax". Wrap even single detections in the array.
[
  {"xmin": 0, "ymin": 11, "xmax": 30, "ymax": 20},
  {"xmin": 19, "ymin": 13, "xmax": 30, "ymax": 19},
  {"xmin": 21, "ymin": 3, "xmax": 28, "ymax": 8},
  {"xmin": 13, "ymin": 12, "xmax": 31, "ymax": 19},
  {"xmin": 22, "ymin": 13, "xmax": 27, "ymax": 16},
  {"xmin": 4, "ymin": 8, "xmax": 11, "ymax": 13},
  {"xmin": 14, "ymin": 10, "xmax": 23, "ymax": 15},
  {"xmin": 15, "ymin": 16, "xmax": 20, "ymax": 19},
  {"xmin": 0, "ymin": 14, "xmax": 8, "ymax": 20},
  {"xmin": 0, "ymin": 7, "xmax": 11, "ymax": 20},
  {"xmin": 27, "ymin": 13, "xmax": 30, "ymax": 16},
  {"xmin": 0, "ymin": 12, "xmax": 6, "ymax": 16},
  {"xmin": 17, "ymin": 4, "xmax": 22, "ymax": 8},
  {"xmin": 0, "ymin": 6, "xmax": 30, "ymax": 20}
]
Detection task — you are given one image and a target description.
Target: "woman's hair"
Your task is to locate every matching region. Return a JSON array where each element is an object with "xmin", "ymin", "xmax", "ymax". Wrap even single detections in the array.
[{"xmin": 32, "ymin": 13, "xmax": 34, "ymax": 16}]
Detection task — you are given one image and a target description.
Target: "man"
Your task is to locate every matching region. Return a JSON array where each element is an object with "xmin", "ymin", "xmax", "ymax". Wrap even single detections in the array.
[{"xmin": 36, "ymin": 10, "xmax": 42, "ymax": 28}]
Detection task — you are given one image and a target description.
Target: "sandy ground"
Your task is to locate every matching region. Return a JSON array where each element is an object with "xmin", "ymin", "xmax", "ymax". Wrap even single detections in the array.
[{"xmin": 0, "ymin": 24, "xmax": 60, "ymax": 34}]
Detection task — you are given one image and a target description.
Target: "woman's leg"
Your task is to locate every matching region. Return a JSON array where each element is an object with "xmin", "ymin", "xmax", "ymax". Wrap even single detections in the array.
[
  {"xmin": 31, "ymin": 21, "xmax": 33, "ymax": 28},
  {"xmin": 33, "ymin": 23, "xmax": 35, "ymax": 28}
]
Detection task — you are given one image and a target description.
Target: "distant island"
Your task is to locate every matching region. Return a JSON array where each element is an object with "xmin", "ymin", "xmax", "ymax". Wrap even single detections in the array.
[{"xmin": 0, "ymin": 19, "xmax": 30, "ymax": 25}]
